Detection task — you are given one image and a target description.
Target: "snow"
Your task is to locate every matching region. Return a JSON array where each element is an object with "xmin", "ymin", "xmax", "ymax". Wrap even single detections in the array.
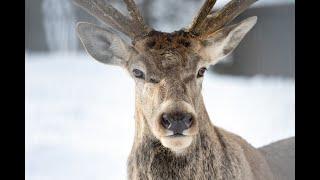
[{"xmin": 25, "ymin": 53, "xmax": 294, "ymax": 180}]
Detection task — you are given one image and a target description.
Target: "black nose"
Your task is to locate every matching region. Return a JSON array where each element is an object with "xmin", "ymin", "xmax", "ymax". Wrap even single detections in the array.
[{"xmin": 161, "ymin": 112, "xmax": 193, "ymax": 135}]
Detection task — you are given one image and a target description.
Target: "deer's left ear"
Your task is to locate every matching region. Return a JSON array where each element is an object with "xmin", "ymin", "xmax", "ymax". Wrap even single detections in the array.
[{"xmin": 199, "ymin": 16, "xmax": 257, "ymax": 65}]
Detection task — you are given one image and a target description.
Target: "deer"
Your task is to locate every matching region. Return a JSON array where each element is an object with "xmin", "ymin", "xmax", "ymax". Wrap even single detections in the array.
[{"xmin": 73, "ymin": 0, "xmax": 295, "ymax": 179}]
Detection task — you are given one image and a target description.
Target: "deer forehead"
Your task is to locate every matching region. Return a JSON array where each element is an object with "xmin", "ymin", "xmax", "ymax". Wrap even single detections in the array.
[
  {"xmin": 134, "ymin": 31, "xmax": 201, "ymax": 52},
  {"xmin": 131, "ymin": 31, "xmax": 202, "ymax": 71},
  {"xmin": 131, "ymin": 50, "xmax": 200, "ymax": 77},
  {"xmin": 160, "ymin": 51, "xmax": 183, "ymax": 69}
]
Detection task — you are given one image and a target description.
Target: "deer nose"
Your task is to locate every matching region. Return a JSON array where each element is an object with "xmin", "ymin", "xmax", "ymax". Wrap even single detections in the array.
[{"xmin": 161, "ymin": 112, "xmax": 193, "ymax": 135}]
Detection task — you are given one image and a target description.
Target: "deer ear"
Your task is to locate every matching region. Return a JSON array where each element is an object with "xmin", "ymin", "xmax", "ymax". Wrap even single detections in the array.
[
  {"xmin": 76, "ymin": 22, "xmax": 135, "ymax": 66},
  {"xmin": 200, "ymin": 16, "xmax": 257, "ymax": 65}
]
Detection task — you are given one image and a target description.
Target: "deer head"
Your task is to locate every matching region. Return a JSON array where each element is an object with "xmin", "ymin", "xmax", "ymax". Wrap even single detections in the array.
[{"xmin": 74, "ymin": 0, "xmax": 257, "ymax": 153}]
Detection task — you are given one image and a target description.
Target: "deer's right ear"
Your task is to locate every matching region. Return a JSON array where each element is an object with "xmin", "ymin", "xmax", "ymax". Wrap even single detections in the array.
[{"xmin": 76, "ymin": 22, "xmax": 136, "ymax": 66}]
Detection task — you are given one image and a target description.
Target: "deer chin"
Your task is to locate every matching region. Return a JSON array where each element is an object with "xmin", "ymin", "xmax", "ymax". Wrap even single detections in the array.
[{"xmin": 160, "ymin": 135, "xmax": 193, "ymax": 153}]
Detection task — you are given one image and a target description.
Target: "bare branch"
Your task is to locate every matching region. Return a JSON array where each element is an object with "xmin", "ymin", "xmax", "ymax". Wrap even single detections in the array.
[
  {"xmin": 200, "ymin": 0, "xmax": 257, "ymax": 37},
  {"xmin": 189, "ymin": 0, "xmax": 217, "ymax": 35}
]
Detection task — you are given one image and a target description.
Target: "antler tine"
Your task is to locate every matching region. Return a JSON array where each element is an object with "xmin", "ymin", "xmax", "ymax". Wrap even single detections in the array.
[
  {"xmin": 123, "ymin": 0, "xmax": 152, "ymax": 34},
  {"xmin": 189, "ymin": 0, "xmax": 217, "ymax": 35},
  {"xmin": 200, "ymin": 0, "xmax": 257, "ymax": 37},
  {"xmin": 73, "ymin": 0, "xmax": 150, "ymax": 39}
]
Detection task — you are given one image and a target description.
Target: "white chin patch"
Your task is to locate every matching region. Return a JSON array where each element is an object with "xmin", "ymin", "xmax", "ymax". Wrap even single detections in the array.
[{"xmin": 160, "ymin": 136, "xmax": 193, "ymax": 153}]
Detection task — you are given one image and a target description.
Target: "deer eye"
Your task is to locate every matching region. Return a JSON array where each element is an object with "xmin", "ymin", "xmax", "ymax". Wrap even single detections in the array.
[
  {"xmin": 132, "ymin": 69, "xmax": 145, "ymax": 79},
  {"xmin": 197, "ymin": 67, "xmax": 207, "ymax": 78}
]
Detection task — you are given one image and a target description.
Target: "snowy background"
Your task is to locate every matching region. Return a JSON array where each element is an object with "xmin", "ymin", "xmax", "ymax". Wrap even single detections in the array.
[{"xmin": 25, "ymin": 0, "xmax": 295, "ymax": 180}]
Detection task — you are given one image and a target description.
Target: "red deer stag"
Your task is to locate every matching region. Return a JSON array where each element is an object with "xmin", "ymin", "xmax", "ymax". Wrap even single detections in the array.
[{"xmin": 73, "ymin": 0, "xmax": 295, "ymax": 179}]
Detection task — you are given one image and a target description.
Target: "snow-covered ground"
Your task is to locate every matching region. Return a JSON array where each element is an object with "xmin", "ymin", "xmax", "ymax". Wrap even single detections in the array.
[{"xmin": 25, "ymin": 53, "xmax": 295, "ymax": 180}]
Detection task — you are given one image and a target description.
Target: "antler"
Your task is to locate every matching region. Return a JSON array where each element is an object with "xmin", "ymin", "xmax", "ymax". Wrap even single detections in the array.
[
  {"xmin": 188, "ymin": 0, "xmax": 257, "ymax": 37},
  {"xmin": 123, "ymin": 0, "xmax": 151, "ymax": 33},
  {"xmin": 74, "ymin": 0, "xmax": 256, "ymax": 41},
  {"xmin": 73, "ymin": 0, "xmax": 151, "ymax": 39},
  {"xmin": 189, "ymin": 0, "xmax": 217, "ymax": 35}
]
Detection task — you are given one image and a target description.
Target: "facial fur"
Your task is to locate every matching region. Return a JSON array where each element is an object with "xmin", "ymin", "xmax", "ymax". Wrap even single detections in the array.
[{"xmin": 124, "ymin": 31, "xmax": 210, "ymax": 152}]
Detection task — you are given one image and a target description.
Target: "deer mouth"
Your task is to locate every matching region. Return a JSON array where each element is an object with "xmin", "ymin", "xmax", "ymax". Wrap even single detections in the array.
[
  {"xmin": 160, "ymin": 134, "xmax": 193, "ymax": 152},
  {"xmin": 169, "ymin": 133, "xmax": 185, "ymax": 137}
]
